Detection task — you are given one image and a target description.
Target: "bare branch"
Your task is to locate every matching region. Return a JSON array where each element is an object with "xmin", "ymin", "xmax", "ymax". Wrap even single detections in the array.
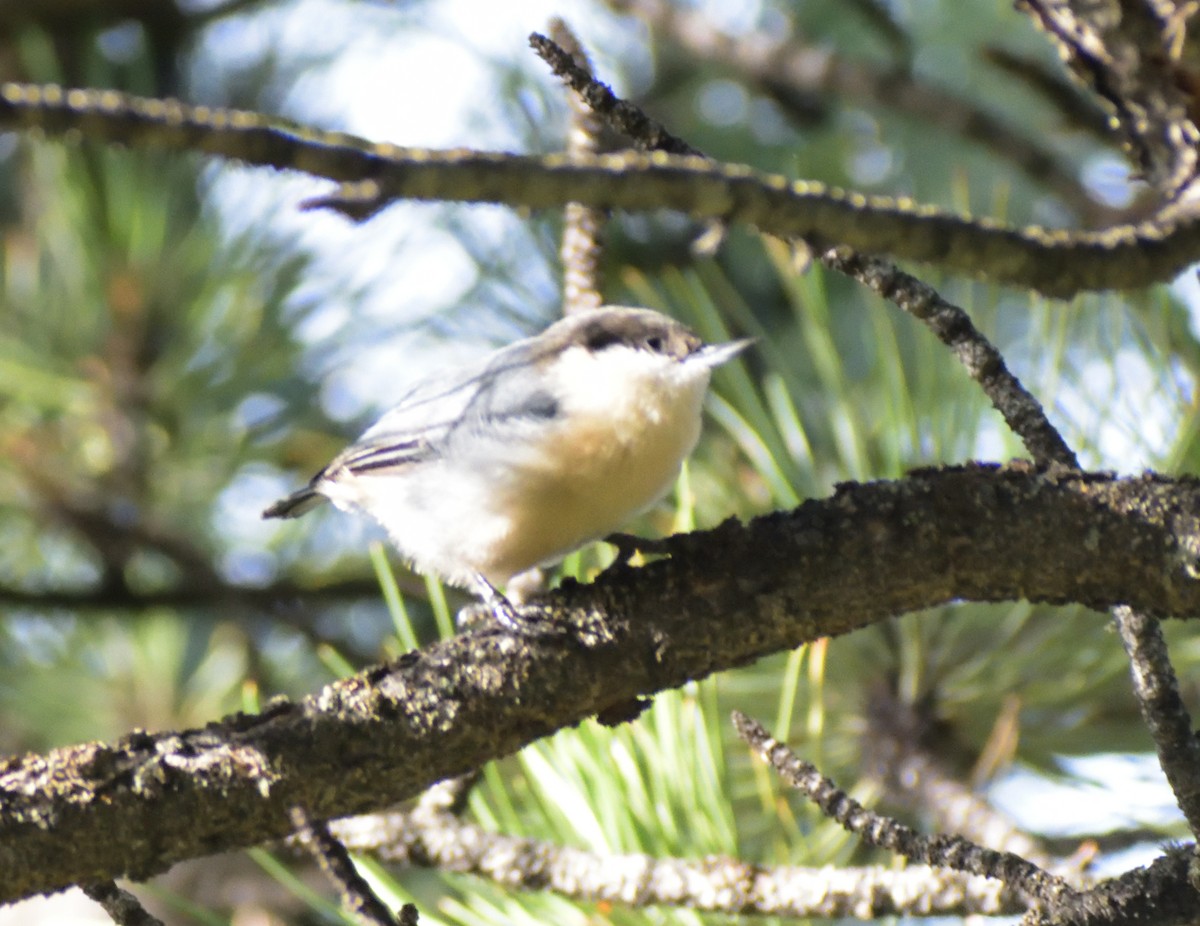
[
  {"xmin": 734, "ymin": 712, "xmax": 1076, "ymax": 907},
  {"xmin": 1112, "ymin": 606, "xmax": 1200, "ymax": 834},
  {"xmin": 329, "ymin": 806, "xmax": 1024, "ymax": 918},
  {"xmin": 2, "ymin": 82, "xmax": 1198, "ymax": 296},
  {"xmin": 1018, "ymin": 0, "xmax": 1200, "ymax": 198},
  {"xmin": 861, "ymin": 687, "xmax": 1059, "ymax": 871},
  {"xmin": 289, "ymin": 806, "xmax": 404, "ymax": 926},
  {"xmin": 738, "ymin": 713, "xmax": 1200, "ymax": 926},
  {"xmin": 5, "ymin": 467, "xmax": 1200, "ymax": 902},
  {"xmin": 81, "ymin": 882, "xmax": 164, "ymax": 926},
  {"xmin": 607, "ymin": 0, "xmax": 1108, "ymax": 220},
  {"xmin": 1030, "ymin": 846, "xmax": 1200, "ymax": 926},
  {"xmin": 530, "ymin": 32, "xmax": 700, "ymax": 155},
  {"xmin": 819, "ymin": 247, "xmax": 1077, "ymax": 468},
  {"xmin": 548, "ymin": 19, "xmax": 606, "ymax": 315}
]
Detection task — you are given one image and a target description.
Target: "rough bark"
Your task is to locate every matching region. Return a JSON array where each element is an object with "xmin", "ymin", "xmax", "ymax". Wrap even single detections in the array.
[{"xmin": 3, "ymin": 465, "xmax": 1200, "ymax": 902}]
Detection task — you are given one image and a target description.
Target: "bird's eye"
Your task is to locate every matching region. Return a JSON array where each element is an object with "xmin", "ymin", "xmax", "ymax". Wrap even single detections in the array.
[
  {"xmin": 645, "ymin": 336, "xmax": 664, "ymax": 351},
  {"xmin": 584, "ymin": 328, "xmax": 622, "ymax": 351}
]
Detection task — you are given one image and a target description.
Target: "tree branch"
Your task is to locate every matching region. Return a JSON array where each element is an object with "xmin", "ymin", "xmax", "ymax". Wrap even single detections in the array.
[
  {"xmin": 289, "ymin": 805, "xmax": 404, "ymax": 926},
  {"xmin": 734, "ymin": 712, "xmax": 1075, "ymax": 906},
  {"xmin": 81, "ymin": 881, "xmax": 164, "ymax": 926},
  {"xmin": 736, "ymin": 713, "xmax": 1200, "ymax": 926},
  {"xmin": 5, "ymin": 467, "xmax": 1200, "ymax": 902},
  {"xmin": 329, "ymin": 805, "xmax": 1025, "ymax": 918},
  {"xmin": 1, "ymin": 83, "xmax": 1198, "ymax": 296},
  {"xmin": 549, "ymin": 18, "xmax": 607, "ymax": 316},
  {"xmin": 607, "ymin": 0, "xmax": 1108, "ymax": 221},
  {"xmin": 861, "ymin": 686, "xmax": 1058, "ymax": 871},
  {"xmin": 532, "ymin": 32, "xmax": 1077, "ymax": 469},
  {"xmin": 1112, "ymin": 605, "xmax": 1200, "ymax": 834},
  {"xmin": 1018, "ymin": 0, "xmax": 1200, "ymax": 199},
  {"xmin": 818, "ymin": 247, "xmax": 1078, "ymax": 468}
]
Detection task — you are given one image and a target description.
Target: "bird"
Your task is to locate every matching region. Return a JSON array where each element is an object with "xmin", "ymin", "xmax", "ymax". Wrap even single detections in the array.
[{"xmin": 263, "ymin": 306, "xmax": 751, "ymax": 629}]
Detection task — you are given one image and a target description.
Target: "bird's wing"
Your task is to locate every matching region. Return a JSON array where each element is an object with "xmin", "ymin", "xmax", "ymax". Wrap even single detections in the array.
[
  {"xmin": 321, "ymin": 337, "xmax": 560, "ymax": 479},
  {"xmin": 320, "ymin": 375, "xmax": 475, "ymax": 478}
]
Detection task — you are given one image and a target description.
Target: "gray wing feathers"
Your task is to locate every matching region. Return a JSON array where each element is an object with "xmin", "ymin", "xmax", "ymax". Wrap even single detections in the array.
[
  {"xmin": 345, "ymin": 341, "xmax": 559, "ymax": 463},
  {"xmin": 263, "ymin": 336, "xmax": 560, "ymax": 519},
  {"xmin": 263, "ymin": 486, "xmax": 326, "ymax": 519},
  {"xmin": 456, "ymin": 347, "xmax": 559, "ymax": 429}
]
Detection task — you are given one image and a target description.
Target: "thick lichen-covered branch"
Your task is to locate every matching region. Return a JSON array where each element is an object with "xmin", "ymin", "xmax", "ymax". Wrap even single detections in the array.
[
  {"xmin": 1, "ymin": 83, "xmax": 1198, "ymax": 296},
  {"xmin": 5, "ymin": 466, "xmax": 1200, "ymax": 902}
]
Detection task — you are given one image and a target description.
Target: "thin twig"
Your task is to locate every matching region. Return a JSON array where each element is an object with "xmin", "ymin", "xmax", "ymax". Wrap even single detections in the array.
[
  {"xmin": 549, "ymin": 19, "xmax": 606, "ymax": 315},
  {"xmin": 529, "ymin": 34, "xmax": 699, "ymax": 156},
  {"xmin": 82, "ymin": 882, "xmax": 165, "ymax": 926},
  {"xmin": 819, "ymin": 247, "xmax": 1078, "ymax": 468},
  {"xmin": 861, "ymin": 684, "xmax": 1059, "ymax": 871},
  {"xmin": 289, "ymin": 805, "xmax": 406, "ymax": 926},
  {"xmin": 733, "ymin": 712, "xmax": 1079, "ymax": 907},
  {"xmin": 1110, "ymin": 606, "xmax": 1200, "ymax": 835}
]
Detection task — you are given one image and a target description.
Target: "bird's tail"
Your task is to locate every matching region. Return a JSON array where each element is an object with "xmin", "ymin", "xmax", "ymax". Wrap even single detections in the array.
[{"xmin": 262, "ymin": 486, "xmax": 326, "ymax": 519}]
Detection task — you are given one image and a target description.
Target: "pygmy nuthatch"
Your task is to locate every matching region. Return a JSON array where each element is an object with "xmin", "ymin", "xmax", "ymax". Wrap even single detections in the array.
[{"xmin": 264, "ymin": 306, "xmax": 751, "ymax": 629}]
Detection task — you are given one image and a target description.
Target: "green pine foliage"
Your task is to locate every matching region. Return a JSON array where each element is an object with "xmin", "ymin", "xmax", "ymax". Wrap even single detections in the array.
[{"xmin": 3, "ymin": 1, "xmax": 1200, "ymax": 922}]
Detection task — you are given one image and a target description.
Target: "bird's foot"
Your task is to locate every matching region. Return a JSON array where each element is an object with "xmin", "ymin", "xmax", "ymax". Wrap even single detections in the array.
[{"xmin": 467, "ymin": 573, "xmax": 566, "ymax": 638}]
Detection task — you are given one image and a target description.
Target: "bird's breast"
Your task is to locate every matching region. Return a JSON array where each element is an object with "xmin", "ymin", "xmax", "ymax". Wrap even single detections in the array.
[{"xmin": 475, "ymin": 389, "xmax": 704, "ymax": 580}]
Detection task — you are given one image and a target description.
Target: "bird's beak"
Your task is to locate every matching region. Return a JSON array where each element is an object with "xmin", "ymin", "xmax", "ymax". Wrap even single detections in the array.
[{"xmin": 694, "ymin": 337, "xmax": 756, "ymax": 368}]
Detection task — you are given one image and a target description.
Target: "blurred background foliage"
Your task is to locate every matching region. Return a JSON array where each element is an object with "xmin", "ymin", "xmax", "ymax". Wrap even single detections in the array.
[{"xmin": 0, "ymin": 0, "xmax": 1198, "ymax": 923}]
